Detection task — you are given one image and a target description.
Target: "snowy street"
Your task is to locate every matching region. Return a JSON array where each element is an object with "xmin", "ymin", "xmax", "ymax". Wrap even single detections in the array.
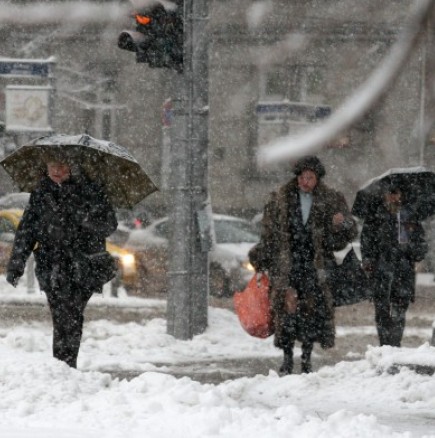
[{"xmin": 0, "ymin": 274, "xmax": 434, "ymax": 437}]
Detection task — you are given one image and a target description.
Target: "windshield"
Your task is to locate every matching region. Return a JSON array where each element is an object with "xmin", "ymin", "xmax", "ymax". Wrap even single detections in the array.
[{"xmin": 214, "ymin": 219, "xmax": 259, "ymax": 244}]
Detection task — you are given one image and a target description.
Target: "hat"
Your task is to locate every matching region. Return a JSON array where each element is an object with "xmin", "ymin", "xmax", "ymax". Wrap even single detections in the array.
[{"xmin": 293, "ymin": 156, "xmax": 326, "ymax": 179}]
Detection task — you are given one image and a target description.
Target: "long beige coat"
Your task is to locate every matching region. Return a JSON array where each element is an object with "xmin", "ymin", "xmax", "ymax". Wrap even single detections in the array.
[{"xmin": 249, "ymin": 178, "xmax": 357, "ymax": 350}]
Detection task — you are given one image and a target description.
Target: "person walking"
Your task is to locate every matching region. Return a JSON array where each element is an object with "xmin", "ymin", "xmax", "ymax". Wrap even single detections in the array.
[
  {"xmin": 249, "ymin": 156, "xmax": 357, "ymax": 375},
  {"xmin": 360, "ymin": 183, "xmax": 428, "ymax": 347},
  {"xmin": 6, "ymin": 150, "xmax": 118, "ymax": 368}
]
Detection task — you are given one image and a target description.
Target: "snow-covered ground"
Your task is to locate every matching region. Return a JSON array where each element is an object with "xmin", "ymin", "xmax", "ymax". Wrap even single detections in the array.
[{"xmin": 0, "ymin": 274, "xmax": 434, "ymax": 437}]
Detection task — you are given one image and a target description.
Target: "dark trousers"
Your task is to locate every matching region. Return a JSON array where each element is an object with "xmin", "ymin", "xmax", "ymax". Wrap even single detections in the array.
[
  {"xmin": 281, "ymin": 314, "xmax": 314, "ymax": 359},
  {"xmin": 373, "ymin": 263, "xmax": 412, "ymax": 347},
  {"xmin": 45, "ymin": 283, "xmax": 93, "ymax": 368}
]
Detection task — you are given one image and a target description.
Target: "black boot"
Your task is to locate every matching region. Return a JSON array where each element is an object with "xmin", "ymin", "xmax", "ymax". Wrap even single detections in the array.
[
  {"xmin": 279, "ymin": 351, "xmax": 294, "ymax": 375},
  {"xmin": 301, "ymin": 343, "xmax": 313, "ymax": 374}
]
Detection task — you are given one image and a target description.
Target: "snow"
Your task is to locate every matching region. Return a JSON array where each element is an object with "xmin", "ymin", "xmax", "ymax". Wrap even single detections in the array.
[
  {"xmin": 257, "ymin": 0, "xmax": 431, "ymax": 167},
  {"xmin": 0, "ymin": 275, "xmax": 434, "ymax": 437}
]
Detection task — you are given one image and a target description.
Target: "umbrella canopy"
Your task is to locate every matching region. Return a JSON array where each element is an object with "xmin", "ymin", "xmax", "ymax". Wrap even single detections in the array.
[
  {"xmin": 0, "ymin": 133, "xmax": 158, "ymax": 209},
  {"xmin": 351, "ymin": 166, "xmax": 435, "ymax": 221}
]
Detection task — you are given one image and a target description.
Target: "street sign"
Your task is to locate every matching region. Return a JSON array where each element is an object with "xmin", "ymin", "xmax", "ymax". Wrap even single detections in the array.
[
  {"xmin": 5, "ymin": 85, "xmax": 52, "ymax": 132},
  {"xmin": 0, "ymin": 57, "xmax": 55, "ymax": 78}
]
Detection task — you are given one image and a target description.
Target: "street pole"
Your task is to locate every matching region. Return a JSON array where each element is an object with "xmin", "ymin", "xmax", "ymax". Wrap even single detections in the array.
[
  {"xmin": 421, "ymin": 8, "xmax": 435, "ymax": 346},
  {"xmin": 166, "ymin": 0, "xmax": 210, "ymax": 339}
]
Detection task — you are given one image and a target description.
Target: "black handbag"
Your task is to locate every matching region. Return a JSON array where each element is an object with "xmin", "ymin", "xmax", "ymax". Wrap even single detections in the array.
[
  {"xmin": 331, "ymin": 247, "xmax": 372, "ymax": 307},
  {"xmin": 74, "ymin": 251, "xmax": 118, "ymax": 289}
]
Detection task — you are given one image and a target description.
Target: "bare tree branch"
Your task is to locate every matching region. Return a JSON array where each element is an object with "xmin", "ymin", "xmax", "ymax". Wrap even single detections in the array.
[{"xmin": 258, "ymin": 0, "xmax": 435, "ymax": 167}]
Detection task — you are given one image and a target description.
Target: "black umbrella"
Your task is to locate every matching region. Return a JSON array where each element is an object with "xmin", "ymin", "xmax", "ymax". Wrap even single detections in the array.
[
  {"xmin": 351, "ymin": 166, "xmax": 435, "ymax": 221},
  {"xmin": 0, "ymin": 133, "xmax": 158, "ymax": 209}
]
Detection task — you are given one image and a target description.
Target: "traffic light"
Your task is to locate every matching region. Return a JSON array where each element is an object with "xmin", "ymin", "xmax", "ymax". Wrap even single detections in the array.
[{"xmin": 118, "ymin": 2, "xmax": 183, "ymax": 73}]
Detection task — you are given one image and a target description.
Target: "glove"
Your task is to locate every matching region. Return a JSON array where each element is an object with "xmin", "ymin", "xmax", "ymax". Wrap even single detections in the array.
[
  {"xmin": 284, "ymin": 288, "xmax": 298, "ymax": 314},
  {"xmin": 362, "ymin": 260, "xmax": 375, "ymax": 278},
  {"xmin": 6, "ymin": 271, "xmax": 21, "ymax": 287}
]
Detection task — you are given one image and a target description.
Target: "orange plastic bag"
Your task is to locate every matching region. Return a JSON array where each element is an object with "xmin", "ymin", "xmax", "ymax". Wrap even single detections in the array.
[{"xmin": 233, "ymin": 273, "xmax": 274, "ymax": 338}]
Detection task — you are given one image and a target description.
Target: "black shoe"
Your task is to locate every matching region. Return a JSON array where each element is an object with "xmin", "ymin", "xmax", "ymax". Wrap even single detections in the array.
[
  {"xmin": 301, "ymin": 360, "xmax": 312, "ymax": 374},
  {"xmin": 279, "ymin": 353, "xmax": 293, "ymax": 375}
]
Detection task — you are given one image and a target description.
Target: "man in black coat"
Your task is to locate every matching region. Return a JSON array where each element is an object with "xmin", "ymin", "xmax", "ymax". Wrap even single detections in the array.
[
  {"xmin": 6, "ymin": 153, "xmax": 118, "ymax": 368},
  {"xmin": 361, "ymin": 183, "xmax": 428, "ymax": 347}
]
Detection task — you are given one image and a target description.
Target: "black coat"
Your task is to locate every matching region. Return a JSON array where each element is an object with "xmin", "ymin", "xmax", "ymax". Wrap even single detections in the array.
[
  {"xmin": 249, "ymin": 179, "xmax": 357, "ymax": 349},
  {"xmin": 360, "ymin": 204, "xmax": 428, "ymax": 301},
  {"xmin": 7, "ymin": 175, "xmax": 118, "ymax": 292}
]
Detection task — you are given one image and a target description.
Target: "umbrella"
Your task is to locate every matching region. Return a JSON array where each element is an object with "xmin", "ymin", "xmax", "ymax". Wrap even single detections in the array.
[
  {"xmin": 0, "ymin": 133, "xmax": 158, "ymax": 209},
  {"xmin": 351, "ymin": 166, "xmax": 435, "ymax": 221}
]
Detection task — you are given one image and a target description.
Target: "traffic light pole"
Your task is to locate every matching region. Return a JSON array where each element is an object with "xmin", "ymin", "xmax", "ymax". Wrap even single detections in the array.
[{"xmin": 166, "ymin": 0, "xmax": 210, "ymax": 339}]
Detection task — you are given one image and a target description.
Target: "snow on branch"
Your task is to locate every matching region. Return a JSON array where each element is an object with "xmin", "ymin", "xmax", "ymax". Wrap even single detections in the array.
[{"xmin": 258, "ymin": 0, "xmax": 435, "ymax": 167}]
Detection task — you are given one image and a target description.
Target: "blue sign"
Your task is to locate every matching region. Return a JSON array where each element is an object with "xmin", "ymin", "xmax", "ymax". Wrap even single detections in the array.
[
  {"xmin": 0, "ymin": 60, "xmax": 51, "ymax": 78},
  {"xmin": 256, "ymin": 102, "xmax": 331, "ymax": 121}
]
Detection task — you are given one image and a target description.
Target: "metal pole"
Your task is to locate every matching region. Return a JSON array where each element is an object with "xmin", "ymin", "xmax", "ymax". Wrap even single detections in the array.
[
  {"xmin": 419, "ymin": 25, "xmax": 427, "ymax": 166},
  {"xmin": 166, "ymin": 0, "xmax": 210, "ymax": 339},
  {"xmin": 48, "ymin": 58, "xmax": 56, "ymax": 135},
  {"xmin": 26, "ymin": 254, "xmax": 35, "ymax": 294}
]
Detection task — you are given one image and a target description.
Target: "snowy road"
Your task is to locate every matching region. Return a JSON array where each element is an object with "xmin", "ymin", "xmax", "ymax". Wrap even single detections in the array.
[{"xmin": 0, "ymin": 274, "xmax": 434, "ymax": 436}]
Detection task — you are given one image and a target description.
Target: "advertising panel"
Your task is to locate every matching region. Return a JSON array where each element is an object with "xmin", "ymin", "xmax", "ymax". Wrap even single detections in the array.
[{"xmin": 5, "ymin": 85, "xmax": 52, "ymax": 132}]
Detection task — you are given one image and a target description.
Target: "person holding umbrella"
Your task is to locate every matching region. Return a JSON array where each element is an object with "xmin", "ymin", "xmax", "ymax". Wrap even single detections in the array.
[
  {"xmin": 249, "ymin": 156, "xmax": 357, "ymax": 375},
  {"xmin": 1, "ymin": 134, "xmax": 156, "ymax": 368},
  {"xmin": 358, "ymin": 181, "xmax": 428, "ymax": 347},
  {"xmin": 5, "ymin": 148, "xmax": 118, "ymax": 368}
]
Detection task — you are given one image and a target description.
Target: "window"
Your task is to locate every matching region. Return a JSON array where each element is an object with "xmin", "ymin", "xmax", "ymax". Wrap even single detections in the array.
[
  {"xmin": 254, "ymin": 64, "xmax": 331, "ymax": 175},
  {"xmin": 261, "ymin": 64, "xmax": 325, "ymax": 103},
  {"xmin": 154, "ymin": 221, "xmax": 169, "ymax": 239}
]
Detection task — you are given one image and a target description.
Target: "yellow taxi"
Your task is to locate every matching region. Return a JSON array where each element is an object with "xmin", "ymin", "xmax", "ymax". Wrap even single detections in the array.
[
  {"xmin": 0, "ymin": 209, "xmax": 138, "ymax": 287},
  {"xmin": 0, "ymin": 209, "xmax": 19, "ymax": 275}
]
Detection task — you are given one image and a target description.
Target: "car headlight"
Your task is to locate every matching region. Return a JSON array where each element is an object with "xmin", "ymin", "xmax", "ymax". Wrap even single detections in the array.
[
  {"xmin": 120, "ymin": 253, "xmax": 136, "ymax": 273},
  {"xmin": 241, "ymin": 260, "xmax": 255, "ymax": 272}
]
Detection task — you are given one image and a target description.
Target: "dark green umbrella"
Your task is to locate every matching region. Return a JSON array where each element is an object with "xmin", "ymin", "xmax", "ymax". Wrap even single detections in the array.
[{"xmin": 0, "ymin": 133, "xmax": 158, "ymax": 209}]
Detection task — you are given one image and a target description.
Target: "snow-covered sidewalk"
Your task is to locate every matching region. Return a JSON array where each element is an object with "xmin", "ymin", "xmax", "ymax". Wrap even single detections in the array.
[{"xmin": 0, "ymin": 274, "xmax": 435, "ymax": 437}]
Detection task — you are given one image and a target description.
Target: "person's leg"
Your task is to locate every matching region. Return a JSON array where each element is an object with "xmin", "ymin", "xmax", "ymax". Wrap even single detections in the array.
[
  {"xmin": 388, "ymin": 271, "xmax": 412, "ymax": 347},
  {"xmin": 45, "ymin": 285, "xmax": 93, "ymax": 368},
  {"xmin": 280, "ymin": 346, "xmax": 294, "ymax": 375},
  {"xmin": 301, "ymin": 341, "xmax": 313, "ymax": 373},
  {"xmin": 66, "ymin": 286, "xmax": 94, "ymax": 367},
  {"xmin": 279, "ymin": 314, "xmax": 296, "ymax": 375},
  {"xmin": 45, "ymin": 290, "xmax": 75, "ymax": 366},
  {"xmin": 389, "ymin": 302, "xmax": 408, "ymax": 347},
  {"xmin": 373, "ymin": 269, "xmax": 394, "ymax": 346},
  {"xmin": 374, "ymin": 297, "xmax": 392, "ymax": 346}
]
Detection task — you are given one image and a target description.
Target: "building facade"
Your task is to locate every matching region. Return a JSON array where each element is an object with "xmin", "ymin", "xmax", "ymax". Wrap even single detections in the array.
[{"xmin": 0, "ymin": 0, "xmax": 430, "ymax": 218}]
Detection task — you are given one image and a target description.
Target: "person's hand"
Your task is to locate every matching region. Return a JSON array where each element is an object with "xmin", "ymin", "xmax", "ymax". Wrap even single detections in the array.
[
  {"xmin": 284, "ymin": 288, "xmax": 298, "ymax": 314},
  {"xmin": 332, "ymin": 212, "xmax": 355, "ymax": 230},
  {"xmin": 332, "ymin": 212, "xmax": 345, "ymax": 226},
  {"xmin": 6, "ymin": 271, "xmax": 21, "ymax": 287},
  {"xmin": 362, "ymin": 260, "xmax": 374, "ymax": 277}
]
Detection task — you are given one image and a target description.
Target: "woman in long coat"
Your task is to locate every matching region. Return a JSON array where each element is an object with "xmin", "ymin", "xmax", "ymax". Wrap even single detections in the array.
[
  {"xmin": 6, "ymin": 151, "xmax": 117, "ymax": 368},
  {"xmin": 249, "ymin": 156, "xmax": 357, "ymax": 374}
]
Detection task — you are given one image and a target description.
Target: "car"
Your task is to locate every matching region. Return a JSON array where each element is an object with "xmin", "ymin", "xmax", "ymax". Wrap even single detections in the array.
[
  {"xmin": 122, "ymin": 214, "xmax": 260, "ymax": 297},
  {"xmin": 0, "ymin": 193, "xmax": 31, "ymax": 210},
  {"xmin": 0, "ymin": 208, "xmax": 139, "ymax": 291},
  {"xmin": 251, "ymin": 212, "xmax": 263, "ymax": 231},
  {"xmin": 0, "ymin": 209, "xmax": 22, "ymax": 275},
  {"xmin": 116, "ymin": 204, "xmax": 154, "ymax": 230}
]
